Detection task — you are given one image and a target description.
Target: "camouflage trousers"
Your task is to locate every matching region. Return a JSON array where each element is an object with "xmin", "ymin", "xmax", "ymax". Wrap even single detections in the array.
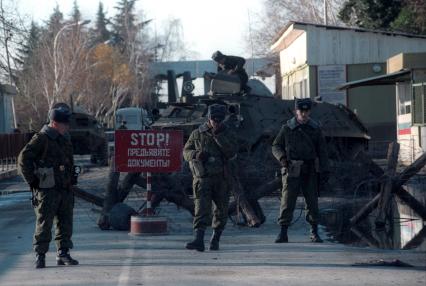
[
  {"xmin": 33, "ymin": 188, "xmax": 74, "ymax": 254},
  {"xmin": 278, "ymin": 163, "xmax": 319, "ymax": 226},
  {"xmin": 192, "ymin": 175, "xmax": 229, "ymax": 231}
]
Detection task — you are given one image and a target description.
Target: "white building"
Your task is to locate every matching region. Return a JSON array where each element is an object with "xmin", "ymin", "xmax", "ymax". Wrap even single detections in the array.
[{"xmin": 271, "ymin": 21, "xmax": 426, "ymax": 144}]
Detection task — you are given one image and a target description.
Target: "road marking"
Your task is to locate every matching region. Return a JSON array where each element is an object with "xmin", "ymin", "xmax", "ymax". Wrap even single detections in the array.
[{"xmin": 117, "ymin": 242, "xmax": 136, "ymax": 286}]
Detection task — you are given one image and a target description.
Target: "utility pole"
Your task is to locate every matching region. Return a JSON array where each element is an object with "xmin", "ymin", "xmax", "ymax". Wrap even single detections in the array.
[
  {"xmin": 53, "ymin": 20, "xmax": 90, "ymax": 108},
  {"xmin": 247, "ymin": 9, "xmax": 255, "ymax": 77},
  {"xmin": 324, "ymin": 0, "xmax": 328, "ymax": 25}
]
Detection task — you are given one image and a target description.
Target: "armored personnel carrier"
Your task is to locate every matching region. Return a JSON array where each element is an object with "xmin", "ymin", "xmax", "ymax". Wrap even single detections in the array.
[
  {"xmin": 69, "ymin": 109, "xmax": 108, "ymax": 166},
  {"xmin": 98, "ymin": 71, "xmax": 372, "ymax": 229},
  {"xmin": 54, "ymin": 103, "xmax": 108, "ymax": 165},
  {"xmin": 146, "ymin": 72, "xmax": 371, "ymax": 219},
  {"xmin": 152, "ymin": 72, "xmax": 369, "ymax": 189}
]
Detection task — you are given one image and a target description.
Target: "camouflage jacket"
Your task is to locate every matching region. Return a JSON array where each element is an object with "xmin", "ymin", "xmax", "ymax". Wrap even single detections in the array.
[
  {"xmin": 272, "ymin": 117, "xmax": 329, "ymax": 173},
  {"xmin": 183, "ymin": 122, "xmax": 237, "ymax": 177},
  {"xmin": 18, "ymin": 125, "xmax": 74, "ymax": 190}
]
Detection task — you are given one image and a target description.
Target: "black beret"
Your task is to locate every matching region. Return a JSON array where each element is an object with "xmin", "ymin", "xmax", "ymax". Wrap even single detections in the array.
[
  {"xmin": 295, "ymin": 98, "xmax": 312, "ymax": 110},
  {"xmin": 208, "ymin": 104, "xmax": 226, "ymax": 121},
  {"xmin": 49, "ymin": 107, "xmax": 72, "ymax": 123}
]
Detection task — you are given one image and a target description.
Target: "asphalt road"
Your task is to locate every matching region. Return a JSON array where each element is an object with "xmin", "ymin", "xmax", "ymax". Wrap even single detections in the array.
[{"xmin": 0, "ymin": 158, "xmax": 425, "ymax": 286}]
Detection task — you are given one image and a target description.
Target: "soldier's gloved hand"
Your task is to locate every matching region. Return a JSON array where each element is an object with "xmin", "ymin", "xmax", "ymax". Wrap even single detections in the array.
[
  {"xmin": 195, "ymin": 151, "xmax": 210, "ymax": 162},
  {"xmin": 71, "ymin": 175, "xmax": 78, "ymax": 186},
  {"xmin": 29, "ymin": 177, "xmax": 40, "ymax": 190}
]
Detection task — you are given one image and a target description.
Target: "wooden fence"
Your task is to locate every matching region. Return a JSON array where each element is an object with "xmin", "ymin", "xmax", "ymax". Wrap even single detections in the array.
[{"xmin": 0, "ymin": 133, "xmax": 33, "ymax": 171}]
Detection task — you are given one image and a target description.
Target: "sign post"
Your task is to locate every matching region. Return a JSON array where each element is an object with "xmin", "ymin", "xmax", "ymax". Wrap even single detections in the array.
[
  {"xmin": 114, "ymin": 129, "xmax": 184, "ymax": 235},
  {"xmin": 144, "ymin": 172, "xmax": 154, "ymax": 216}
]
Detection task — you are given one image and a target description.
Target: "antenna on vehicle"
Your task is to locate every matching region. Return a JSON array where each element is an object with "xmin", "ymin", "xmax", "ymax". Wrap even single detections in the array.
[{"xmin": 247, "ymin": 9, "xmax": 255, "ymax": 78}]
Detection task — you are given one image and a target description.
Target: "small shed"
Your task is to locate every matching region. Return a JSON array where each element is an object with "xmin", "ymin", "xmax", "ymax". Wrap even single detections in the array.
[{"xmin": 339, "ymin": 52, "xmax": 426, "ymax": 164}]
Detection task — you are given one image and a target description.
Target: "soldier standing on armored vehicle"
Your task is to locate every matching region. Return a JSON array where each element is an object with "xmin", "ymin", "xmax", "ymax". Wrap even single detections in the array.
[
  {"xmin": 211, "ymin": 50, "xmax": 249, "ymax": 93},
  {"xmin": 272, "ymin": 98, "xmax": 330, "ymax": 243},
  {"xmin": 183, "ymin": 104, "xmax": 237, "ymax": 251},
  {"xmin": 18, "ymin": 106, "xmax": 79, "ymax": 268}
]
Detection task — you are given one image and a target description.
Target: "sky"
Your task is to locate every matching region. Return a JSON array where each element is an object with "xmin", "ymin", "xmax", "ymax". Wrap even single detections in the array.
[{"xmin": 16, "ymin": 0, "xmax": 265, "ymax": 60}]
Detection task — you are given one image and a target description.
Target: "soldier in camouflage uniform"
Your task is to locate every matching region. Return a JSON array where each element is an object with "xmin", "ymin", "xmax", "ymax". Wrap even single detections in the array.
[
  {"xmin": 183, "ymin": 104, "xmax": 237, "ymax": 251},
  {"xmin": 18, "ymin": 106, "xmax": 79, "ymax": 268},
  {"xmin": 272, "ymin": 98, "xmax": 330, "ymax": 243}
]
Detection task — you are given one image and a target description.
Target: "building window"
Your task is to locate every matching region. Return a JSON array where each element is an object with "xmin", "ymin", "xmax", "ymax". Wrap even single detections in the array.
[
  {"xmin": 397, "ymin": 83, "xmax": 411, "ymax": 115},
  {"xmin": 412, "ymin": 83, "xmax": 426, "ymax": 125},
  {"xmin": 291, "ymin": 79, "xmax": 308, "ymax": 99}
]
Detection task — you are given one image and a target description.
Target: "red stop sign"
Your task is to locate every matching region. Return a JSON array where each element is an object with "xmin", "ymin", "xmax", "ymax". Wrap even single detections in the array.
[{"xmin": 114, "ymin": 130, "xmax": 183, "ymax": 173}]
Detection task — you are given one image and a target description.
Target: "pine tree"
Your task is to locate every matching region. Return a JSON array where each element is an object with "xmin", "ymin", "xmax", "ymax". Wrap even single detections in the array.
[
  {"xmin": 14, "ymin": 21, "xmax": 40, "ymax": 69},
  {"xmin": 391, "ymin": 0, "xmax": 426, "ymax": 34},
  {"xmin": 46, "ymin": 4, "xmax": 64, "ymax": 37},
  {"xmin": 71, "ymin": 0, "xmax": 82, "ymax": 23},
  {"xmin": 112, "ymin": 0, "xmax": 137, "ymax": 43},
  {"xmin": 339, "ymin": 0, "xmax": 402, "ymax": 30},
  {"xmin": 93, "ymin": 2, "xmax": 111, "ymax": 43}
]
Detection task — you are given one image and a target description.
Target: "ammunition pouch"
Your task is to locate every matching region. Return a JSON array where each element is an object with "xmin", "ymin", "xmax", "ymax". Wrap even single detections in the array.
[
  {"xmin": 287, "ymin": 160, "xmax": 304, "ymax": 178},
  {"xmin": 189, "ymin": 160, "xmax": 207, "ymax": 178},
  {"xmin": 36, "ymin": 167, "xmax": 55, "ymax": 189}
]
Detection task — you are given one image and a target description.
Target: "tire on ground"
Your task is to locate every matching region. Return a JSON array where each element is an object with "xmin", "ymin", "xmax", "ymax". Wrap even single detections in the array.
[{"xmin": 109, "ymin": 203, "xmax": 137, "ymax": 231}]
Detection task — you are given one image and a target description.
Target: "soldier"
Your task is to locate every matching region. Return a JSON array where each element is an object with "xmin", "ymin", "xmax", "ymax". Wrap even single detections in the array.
[
  {"xmin": 272, "ymin": 98, "xmax": 330, "ymax": 243},
  {"xmin": 211, "ymin": 50, "xmax": 249, "ymax": 93},
  {"xmin": 18, "ymin": 106, "xmax": 79, "ymax": 269},
  {"xmin": 183, "ymin": 104, "xmax": 237, "ymax": 251}
]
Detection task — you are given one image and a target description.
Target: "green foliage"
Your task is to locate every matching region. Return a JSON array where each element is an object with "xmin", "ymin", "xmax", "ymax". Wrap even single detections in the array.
[
  {"xmin": 47, "ymin": 4, "xmax": 64, "ymax": 31},
  {"xmin": 14, "ymin": 21, "xmax": 40, "ymax": 69},
  {"xmin": 339, "ymin": 0, "xmax": 402, "ymax": 30},
  {"xmin": 339, "ymin": 0, "xmax": 426, "ymax": 34},
  {"xmin": 391, "ymin": 1, "xmax": 426, "ymax": 34},
  {"xmin": 112, "ymin": 0, "xmax": 137, "ymax": 41},
  {"xmin": 71, "ymin": 0, "xmax": 82, "ymax": 23},
  {"xmin": 94, "ymin": 2, "xmax": 111, "ymax": 43}
]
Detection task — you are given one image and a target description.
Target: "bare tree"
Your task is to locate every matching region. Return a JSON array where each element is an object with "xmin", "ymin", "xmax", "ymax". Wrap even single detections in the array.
[
  {"xmin": 248, "ymin": 0, "xmax": 345, "ymax": 57},
  {"xmin": 154, "ymin": 18, "xmax": 200, "ymax": 61},
  {"xmin": 11, "ymin": 1, "xmax": 192, "ymax": 130}
]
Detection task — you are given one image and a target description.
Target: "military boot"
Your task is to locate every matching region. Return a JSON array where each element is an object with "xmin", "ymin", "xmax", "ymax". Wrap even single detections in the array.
[
  {"xmin": 310, "ymin": 225, "xmax": 323, "ymax": 243},
  {"xmin": 275, "ymin": 225, "xmax": 288, "ymax": 243},
  {"xmin": 209, "ymin": 230, "xmax": 222, "ymax": 251},
  {"xmin": 185, "ymin": 229, "xmax": 205, "ymax": 252},
  {"xmin": 35, "ymin": 253, "xmax": 45, "ymax": 269},
  {"xmin": 56, "ymin": 248, "xmax": 79, "ymax": 266}
]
